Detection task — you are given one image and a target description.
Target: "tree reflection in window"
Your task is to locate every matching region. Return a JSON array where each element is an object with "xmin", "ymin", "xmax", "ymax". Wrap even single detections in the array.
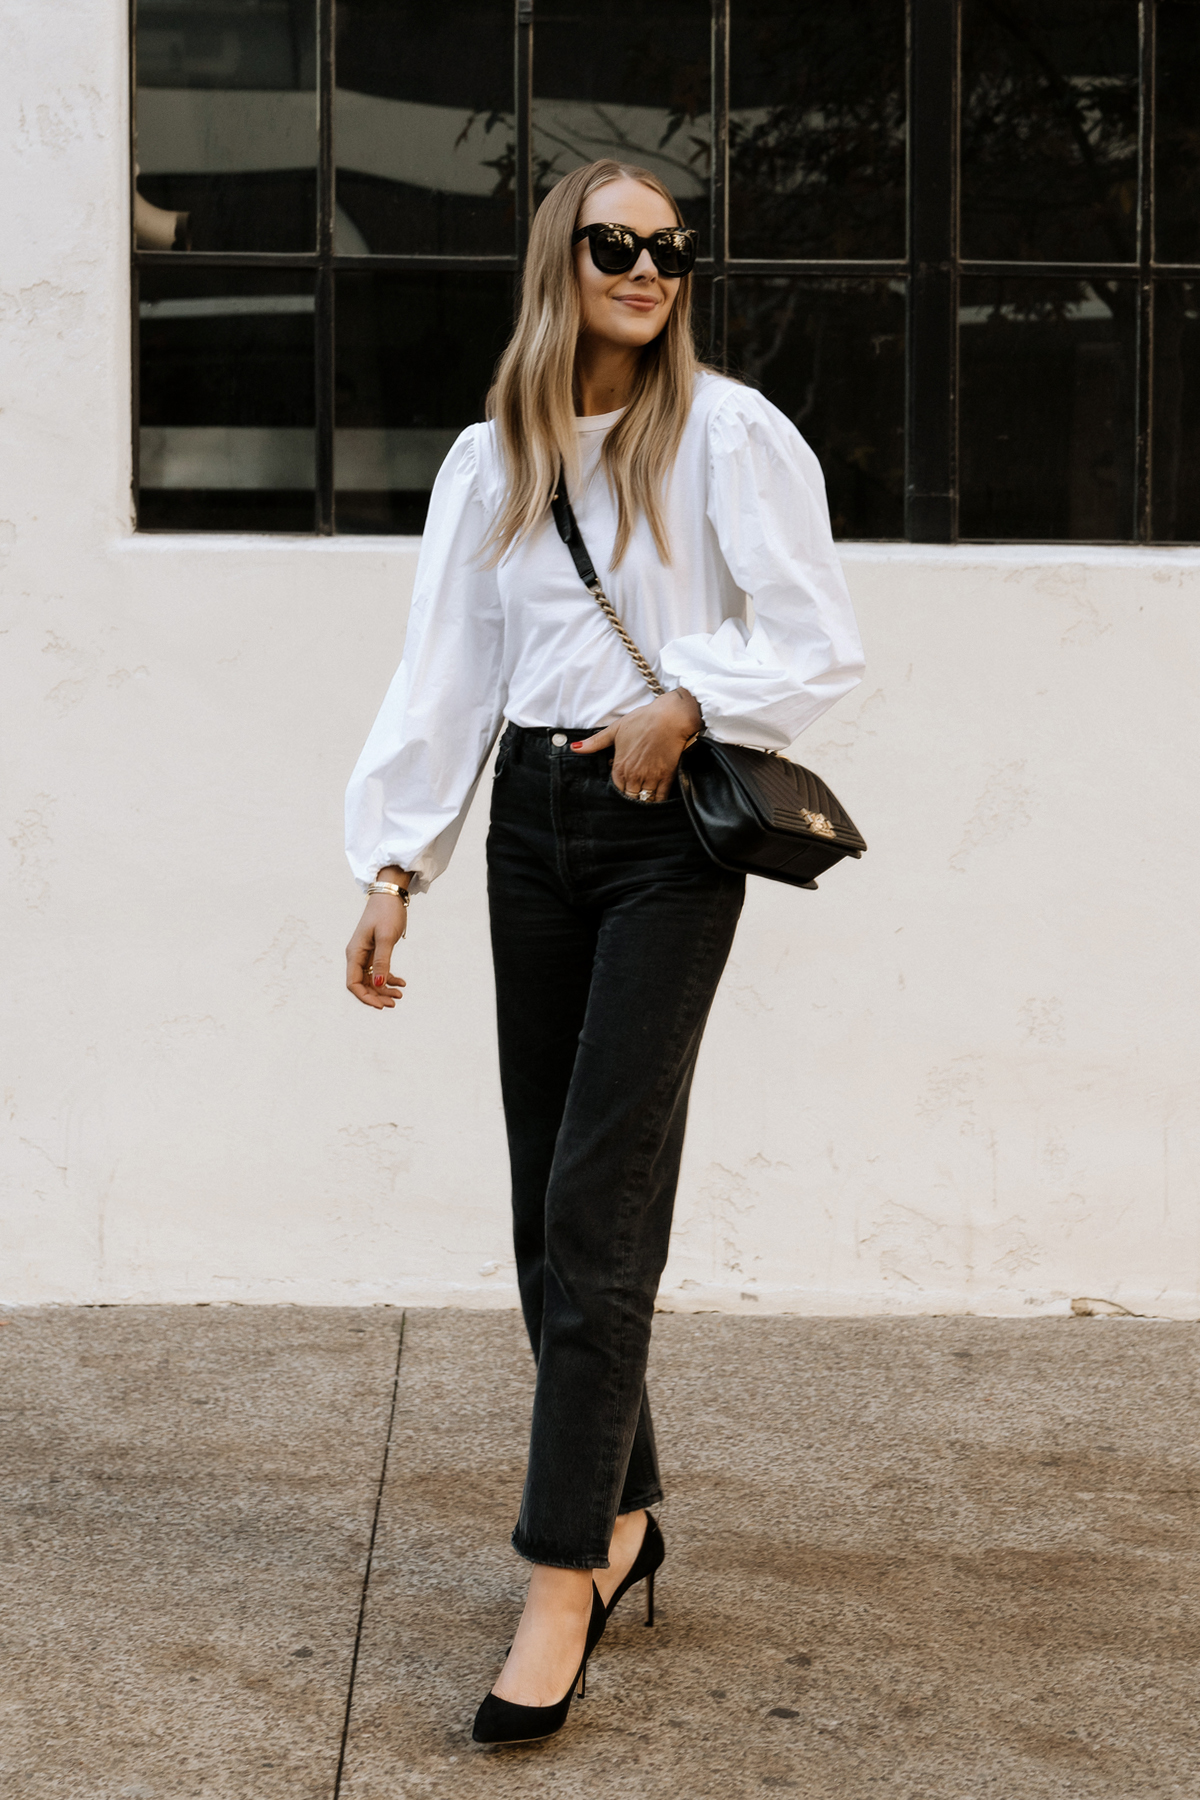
[
  {"xmin": 961, "ymin": 1, "xmax": 1139, "ymax": 263},
  {"xmin": 730, "ymin": 1, "xmax": 906, "ymax": 260}
]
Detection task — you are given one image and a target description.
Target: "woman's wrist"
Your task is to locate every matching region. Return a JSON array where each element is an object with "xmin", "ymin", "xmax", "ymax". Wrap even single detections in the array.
[
  {"xmin": 365, "ymin": 866, "xmax": 413, "ymax": 907},
  {"xmin": 659, "ymin": 687, "xmax": 702, "ymax": 736}
]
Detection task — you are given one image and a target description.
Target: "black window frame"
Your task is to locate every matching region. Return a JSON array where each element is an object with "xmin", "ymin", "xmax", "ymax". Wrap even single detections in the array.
[{"xmin": 130, "ymin": 0, "xmax": 1190, "ymax": 542}]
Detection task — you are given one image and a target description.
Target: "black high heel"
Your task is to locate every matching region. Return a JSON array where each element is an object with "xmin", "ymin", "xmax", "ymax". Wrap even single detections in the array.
[
  {"xmin": 603, "ymin": 1511, "xmax": 665, "ymax": 1624},
  {"xmin": 472, "ymin": 1582, "xmax": 607, "ymax": 1746}
]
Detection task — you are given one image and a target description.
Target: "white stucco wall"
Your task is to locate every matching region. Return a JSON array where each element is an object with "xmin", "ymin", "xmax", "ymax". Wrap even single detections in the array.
[{"xmin": 3, "ymin": 2, "xmax": 1199, "ymax": 1316}]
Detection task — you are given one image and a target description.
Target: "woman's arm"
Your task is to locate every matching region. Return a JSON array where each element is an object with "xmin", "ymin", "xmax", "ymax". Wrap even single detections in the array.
[
  {"xmin": 344, "ymin": 428, "xmax": 506, "ymax": 1008},
  {"xmin": 658, "ymin": 388, "xmax": 864, "ymax": 751},
  {"xmin": 345, "ymin": 429, "xmax": 507, "ymax": 897}
]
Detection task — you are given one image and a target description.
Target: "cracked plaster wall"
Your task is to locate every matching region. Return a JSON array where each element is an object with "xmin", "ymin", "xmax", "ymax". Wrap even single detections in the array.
[{"xmin": 2, "ymin": 2, "xmax": 1199, "ymax": 1315}]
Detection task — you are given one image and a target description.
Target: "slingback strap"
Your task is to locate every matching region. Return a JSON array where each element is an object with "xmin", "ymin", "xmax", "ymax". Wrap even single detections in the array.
[{"xmin": 551, "ymin": 473, "xmax": 667, "ymax": 700}]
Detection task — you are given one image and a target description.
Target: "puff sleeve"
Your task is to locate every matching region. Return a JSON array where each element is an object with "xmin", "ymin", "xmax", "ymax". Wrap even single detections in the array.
[
  {"xmin": 658, "ymin": 388, "xmax": 864, "ymax": 751},
  {"xmin": 344, "ymin": 426, "xmax": 506, "ymax": 894}
]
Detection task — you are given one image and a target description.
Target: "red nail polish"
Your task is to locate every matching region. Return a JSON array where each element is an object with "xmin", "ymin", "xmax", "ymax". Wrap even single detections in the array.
[
  {"xmin": 373, "ymin": 975, "xmax": 383, "ymax": 988},
  {"xmin": 571, "ymin": 741, "xmax": 583, "ymax": 749}
]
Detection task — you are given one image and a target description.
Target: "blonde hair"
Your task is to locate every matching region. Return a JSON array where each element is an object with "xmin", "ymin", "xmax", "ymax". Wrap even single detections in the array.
[{"xmin": 485, "ymin": 159, "xmax": 701, "ymax": 566}]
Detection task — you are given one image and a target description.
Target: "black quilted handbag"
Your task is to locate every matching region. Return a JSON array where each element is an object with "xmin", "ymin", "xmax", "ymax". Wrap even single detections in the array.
[{"xmin": 551, "ymin": 480, "xmax": 867, "ymax": 890}]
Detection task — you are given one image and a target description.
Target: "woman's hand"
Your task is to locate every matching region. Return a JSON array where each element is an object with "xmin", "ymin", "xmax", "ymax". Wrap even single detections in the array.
[
  {"xmin": 345, "ymin": 868, "xmax": 410, "ymax": 1009},
  {"xmin": 571, "ymin": 687, "xmax": 702, "ymax": 802}
]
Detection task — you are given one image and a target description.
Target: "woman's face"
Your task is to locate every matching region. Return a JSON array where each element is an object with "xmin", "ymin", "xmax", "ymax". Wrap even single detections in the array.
[{"xmin": 574, "ymin": 177, "xmax": 682, "ymax": 352}]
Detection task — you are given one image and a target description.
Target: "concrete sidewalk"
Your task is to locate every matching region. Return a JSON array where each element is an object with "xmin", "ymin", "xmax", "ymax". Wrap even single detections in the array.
[{"xmin": 1, "ymin": 1308, "xmax": 1197, "ymax": 1798}]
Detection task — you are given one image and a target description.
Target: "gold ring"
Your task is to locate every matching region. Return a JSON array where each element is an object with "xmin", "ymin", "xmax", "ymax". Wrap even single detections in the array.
[{"xmin": 638, "ymin": 789, "xmax": 652, "ymax": 803}]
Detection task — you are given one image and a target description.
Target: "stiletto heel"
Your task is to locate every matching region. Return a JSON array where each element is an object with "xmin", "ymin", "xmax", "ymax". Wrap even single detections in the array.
[
  {"xmin": 472, "ymin": 1583, "xmax": 606, "ymax": 1746},
  {"xmin": 603, "ymin": 1511, "xmax": 666, "ymax": 1623}
]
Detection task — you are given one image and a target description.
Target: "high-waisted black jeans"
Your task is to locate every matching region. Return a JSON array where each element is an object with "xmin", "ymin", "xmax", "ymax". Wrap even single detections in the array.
[{"xmin": 487, "ymin": 724, "xmax": 745, "ymax": 1569}]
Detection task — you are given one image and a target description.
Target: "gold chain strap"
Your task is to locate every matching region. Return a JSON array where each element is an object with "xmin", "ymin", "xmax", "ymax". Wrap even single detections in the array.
[{"xmin": 585, "ymin": 579, "xmax": 666, "ymax": 698}]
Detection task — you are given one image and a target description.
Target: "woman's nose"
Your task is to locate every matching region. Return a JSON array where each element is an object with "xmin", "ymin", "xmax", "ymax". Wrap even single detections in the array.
[{"xmin": 629, "ymin": 248, "xmax": 658, "ymax": 279}]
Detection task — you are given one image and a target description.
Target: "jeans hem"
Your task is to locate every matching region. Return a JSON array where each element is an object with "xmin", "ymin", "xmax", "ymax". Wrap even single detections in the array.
[
  {"xmin": 511, "ymin": 1529, "xmax": 611, "ymax": 1571},
  {"xmin": 618, "ymin": 1486, "xmax": 663, "ymax": 1514}
]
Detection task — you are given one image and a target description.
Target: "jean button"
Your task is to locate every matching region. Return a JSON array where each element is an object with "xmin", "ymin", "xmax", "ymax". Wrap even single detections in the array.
[{"xmin": 551, "ymin": 732, "xmax": 568, "ymax": 746}]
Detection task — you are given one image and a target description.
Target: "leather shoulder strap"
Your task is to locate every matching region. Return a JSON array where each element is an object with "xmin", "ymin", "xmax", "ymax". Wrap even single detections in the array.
[{"xmin": 550, "ymin": 477, "xmax": 600, "ymax": 591}]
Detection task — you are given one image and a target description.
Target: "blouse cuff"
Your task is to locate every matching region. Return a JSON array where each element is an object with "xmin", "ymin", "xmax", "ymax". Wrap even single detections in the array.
[{"xmin": 357, "ymin": 851, "xmax": 431, "ymax": 899}]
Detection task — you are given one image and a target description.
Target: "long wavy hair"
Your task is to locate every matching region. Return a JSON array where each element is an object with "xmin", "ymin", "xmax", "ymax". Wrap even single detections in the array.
[{"xmin": 485, "ymin": 159, "xmax": 701, "ymax": 567}]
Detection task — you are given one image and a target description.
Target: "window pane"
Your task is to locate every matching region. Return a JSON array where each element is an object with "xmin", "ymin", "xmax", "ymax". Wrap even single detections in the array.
[
  {"xmin": 335, "ymin": 1, "xmax": 515, "ymax": 256},
  {"xmin": 960, "ymin": 1, "xmax": 1139, "ymax": 263},
  {"xmin": 1152, "ymin": 283, "xmax": 1200, "ymax": 540},
  {"xmin": 134, "ymin": 0, "xmax": 317, "ymax": 253},
  {"xmin": 726, "ymin": 280, "xmax": 905, "ymax": 539},
  {"xmin": 1155, "ymin": 4, "xmax": 1200, "ymax": 263},
  {"xmin": 729, "ymin": 1, "xmax": 906, "ymax": 260},
  {"xmin": 138, "ymin": 268, "xmax": 315, "ymax": 531},
  {"xmin": 958, "ymin": 279, "xmax": 1136, "ymax": 539},
  {"xmin": 335, "ymin": 272, "xmax": 514, "ymax": 533},
  {"xmin": 533, "ymin": 0, "xmax": 711, "ymax": 243},
  {"xmin": 689, "ymin": 272, "xmax": 715, "ymax": 366}
]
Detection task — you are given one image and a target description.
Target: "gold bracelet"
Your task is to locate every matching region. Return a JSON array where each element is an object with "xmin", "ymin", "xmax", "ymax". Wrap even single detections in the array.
[{"xmin": 366, "ymin": 881, "xmax": 409, "ymax": 905}]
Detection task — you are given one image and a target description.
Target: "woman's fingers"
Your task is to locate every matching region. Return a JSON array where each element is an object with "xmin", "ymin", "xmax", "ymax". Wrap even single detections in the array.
[
  {"xmin": 367, "ymin": 967, "xmax": 407, "ymax": 1008},
  {"xmin": 618, "ymin": 775, "xmax": 673, "ymax": 802},
  {"xmin": 613, "ymin": 755, "xmax": 675, "ymax": 800},
  {"xmin": 576, "ymin": 723, "xmax": 670, "ymax": 797},
  {"xmin": 571, "ymin": 725, "xmax": 617, "ymax": 754},
  {"xmin": 346, "ymin": 930, "xmax": 406, "ymax": 1008},
  {"xmin": 574, "ymin": 700, "xmax": 693, "ymax": 799},
  {"xmin": 369, "ymin": 931, "xmax": 399, "ymax": 993}
]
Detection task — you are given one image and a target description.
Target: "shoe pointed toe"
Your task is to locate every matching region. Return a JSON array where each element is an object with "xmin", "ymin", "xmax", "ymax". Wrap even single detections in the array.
[{"xmin": 472, "ymin": 1688, "xmax": 571, "ymax": 1745}]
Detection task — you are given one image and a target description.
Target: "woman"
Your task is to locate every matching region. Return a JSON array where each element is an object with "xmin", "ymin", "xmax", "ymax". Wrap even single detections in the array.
[{"xmin": 344, "ymin": 158, "xmax": 863, "ymax": 1744}]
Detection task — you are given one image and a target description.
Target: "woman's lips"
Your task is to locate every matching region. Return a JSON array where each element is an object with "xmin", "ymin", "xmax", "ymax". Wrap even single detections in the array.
[{"xmin": 615, "ymin": 295, "xmax": 658, "ymax": 312}]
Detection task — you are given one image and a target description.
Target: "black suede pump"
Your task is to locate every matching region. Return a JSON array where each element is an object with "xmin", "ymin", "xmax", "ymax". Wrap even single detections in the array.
[
  {"xmin": 472, "ymin": 1582, "xmax": 607, "ymax": 1746},
  {"xmin": 602, "ymin": 1511, "xmax": 665, "ymax": 1624}
]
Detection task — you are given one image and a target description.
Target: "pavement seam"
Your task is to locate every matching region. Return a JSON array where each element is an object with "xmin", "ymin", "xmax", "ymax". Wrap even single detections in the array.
[{"xmin": 332, "ymin": 1312, "xmax": 407, "ymax": 1799}]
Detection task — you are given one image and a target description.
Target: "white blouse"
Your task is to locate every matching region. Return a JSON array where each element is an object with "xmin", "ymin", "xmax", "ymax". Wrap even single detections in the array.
[{"xmin": 346, "ymin": 371, "xmax": 864, "ymax": 894}]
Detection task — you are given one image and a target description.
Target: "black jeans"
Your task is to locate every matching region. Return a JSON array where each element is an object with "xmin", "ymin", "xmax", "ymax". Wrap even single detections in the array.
[{"xmin": 487, "ymin": 724, "xmax": 745, "ymax": 1569}]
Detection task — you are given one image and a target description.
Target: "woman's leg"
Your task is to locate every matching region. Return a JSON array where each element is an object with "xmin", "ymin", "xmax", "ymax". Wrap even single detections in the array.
[
  {"xmin": 494, "ymin": 879, "xmax": 664, "ymax": 1520},
  {"xmin": 484, "ymin": 729, "xmax": 743, "ymax": 1704},
  {"xmin": 507, "ymin": 865, "xmax": 743, "ymax": 1567},
  {"xmin": 488, "ymin": 740, "xmax": 665, "ymax": 1528}
]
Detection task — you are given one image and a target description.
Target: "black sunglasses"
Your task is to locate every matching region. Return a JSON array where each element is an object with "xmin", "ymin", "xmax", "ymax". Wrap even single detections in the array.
[{"xmin": 572, "ymin": 222, "xmax": 698, "ymax": 278}]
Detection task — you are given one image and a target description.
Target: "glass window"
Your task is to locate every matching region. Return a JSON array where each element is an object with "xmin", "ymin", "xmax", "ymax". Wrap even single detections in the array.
[
  {"xmin": 726, "ymin": 281, "xmax": 905, "ymax": 538},
  {"xmin": 1155, "ymin": 3, "xmax": 1200, "ymax": 264},
  {"xmin": 334, "ymin": 1, "xmax": 516, "ymax": 256},
  {"xmin": 958, "ymin": 278, "xmax": 1136, "ymax": 539},
  {"xmin": 729, "ymin": 1, "xmax": 907, "ymax": 260},
  {"xmin": 138, "ymin": 267, "xmax": 316, "ymax": 530},
  {"xmin": 335, "ymin": 271, "xmax": 514, "ymax": 532},
  {"xmin": 1152, "ymin": 282, "xmax": 1200, "ymax": 540},
  {"xmin": 960, "ymin": 1, "xmax": 1139, "ymax": 263},
  {"xmin": 134, "ymin": 0, "xmax": 318, "ymax": 253},
  {"xmin": 533, "ymin": 0, "xmax": 712, "ymax": 243},
  {"xmin": 131, "ymin": 3, "xmax": 1200, "ymax": 544}
]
